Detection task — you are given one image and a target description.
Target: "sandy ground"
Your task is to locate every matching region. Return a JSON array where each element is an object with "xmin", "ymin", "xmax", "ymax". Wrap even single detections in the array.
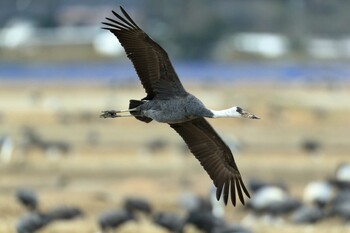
[{"xmin": 0, "ymin": 83, "xmax": 350, "ymax": 233}]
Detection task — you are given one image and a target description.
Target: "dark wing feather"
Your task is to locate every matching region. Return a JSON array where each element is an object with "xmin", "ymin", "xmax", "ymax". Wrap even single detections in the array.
[
  {"xmin": 170, "ymin": 118, "xmax": 250, "ymax": 206},
  {"xmin": 102, "ymin": 6, "xmax": 187, "ymax": 100}
]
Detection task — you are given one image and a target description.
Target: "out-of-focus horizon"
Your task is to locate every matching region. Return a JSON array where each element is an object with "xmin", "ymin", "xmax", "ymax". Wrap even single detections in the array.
[
  {"xmin": 2, "ymin": 0, "xmax": 350, "ymax": 62},
  {"xmin": 1, "ymin": 0, "xmax": 350, "ymax": 85}
]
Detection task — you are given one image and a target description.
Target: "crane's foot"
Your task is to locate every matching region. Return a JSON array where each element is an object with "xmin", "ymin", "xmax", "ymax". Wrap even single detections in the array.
[{"xmin": 100, "ymin": 110, "xmax": 119, "ymax": 118}]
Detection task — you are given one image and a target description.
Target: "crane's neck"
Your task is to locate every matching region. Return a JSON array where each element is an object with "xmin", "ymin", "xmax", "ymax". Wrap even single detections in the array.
[
  {"xmin": 210, "ymin": 107, "xmax": 243, "ymax": 118},
  {"xmin": 209, "ymin": 106, "xmax": 260, "ymax": 119}
]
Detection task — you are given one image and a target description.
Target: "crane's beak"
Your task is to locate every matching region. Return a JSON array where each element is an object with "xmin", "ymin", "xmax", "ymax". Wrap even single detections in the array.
[
  {"xmin": 250, "ymin": 114, "xmax": 260, "ymax": 119},
  {"xmin": 241, "ymin": 110, "xmax": 260, "ymax": 119}
]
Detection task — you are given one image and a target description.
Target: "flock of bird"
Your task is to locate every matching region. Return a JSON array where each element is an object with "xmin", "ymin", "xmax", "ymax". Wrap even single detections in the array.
[
  {"xmin": 243, "ymin": 163, "xmax": 350, "ymax": 226},
  {"xmin": 0, "ymin": 127, "xmax": 73, "ymax": 164},
  {"xmin": 14, "ymin": 188, "xmax": 252, "ymax": 233},
  {"xmin": 15, "ymin": 189, "xmax": 83, "ymax": 233},
  {"xmin": 14, "ymin": 162, "xmax": 350, "ymax": 233},
  {"xmin": 20, "ymin": 127, "xmax": 71, "ymax": 158}
]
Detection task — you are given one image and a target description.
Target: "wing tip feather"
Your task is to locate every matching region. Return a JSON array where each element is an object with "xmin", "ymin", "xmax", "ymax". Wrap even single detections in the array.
[
  {"xmin": 119, "ymin": 6, "xmax": 140, "ymax": 29},
  {"xmin": 215, "ymin": 176, "xmax": 250, "ymax": 207},
  {"xmin": 239, "ymin": 177, "xmax": 251, "ymax": 198},
  {"xmin": 223, "ymin": 182, "xmax": 229, "ymax": 205},
  {"xmin": 235, "ymin": 177, "xmax": 244, "ymax": 205},
  {"xmin": 231, "ymin": 179, "xmax": 237, "ymax": 206}
]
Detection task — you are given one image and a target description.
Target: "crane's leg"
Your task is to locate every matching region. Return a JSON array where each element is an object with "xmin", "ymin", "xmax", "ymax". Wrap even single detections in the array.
[
  {"xmin": 108, "ymin": 108, "xmax": 138, "ymax": 113},
  {"xmin": 100, "ymin": 108, "xmax": 139, "ymax": 118}
]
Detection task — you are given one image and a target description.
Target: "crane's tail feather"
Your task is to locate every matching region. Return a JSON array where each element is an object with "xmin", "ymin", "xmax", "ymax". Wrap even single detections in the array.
[{"xmin": 129, "ymin": 100, "xmax": 153, "ymax": 123}]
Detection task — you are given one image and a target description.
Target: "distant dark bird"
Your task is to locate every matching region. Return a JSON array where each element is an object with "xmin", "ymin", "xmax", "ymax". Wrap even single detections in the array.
[
  {"xmin": 97, "ymin": 209, "xmax": 135, "ymax": 232},
  {"xmin": 246, "ymin": 186, "xmax": 301, "ymax": 217},
  {"xmin": 123, "ymin": 197, "xmax": 152, "ymax": 215},
  {"xmin": 335, "ymin": 163, "xmax": 350, "ymax": 182},
  {"xmin": 46, "ymin": 206, "xmax": 83, "ymax": 221},
  {"xmin": 185, "ymin": 210, "xmax": 225, "ymax": 233},
  {"xmin": 331, "ymin": 190, "xmax": 350, "ymax": 206},
  {"xmin": 330, "ymin": 163, "xmax": 350, "ymax": 190},
  {"xmin": 16, "ymin": 189, "xmax": 38, "ymax": 212},
  {"xmin": 21, "ymin": 127, "xmax": 71, "ymax": 158},
  {"xmin": 330, "ymin": 190, "xmax": 350, "ymax": 222},
  {"xmin": 300, "ymin": 139, "xmax": 321, "ymax": 154},
  {"xmin": 16, "ymin": 212, "xmax": 52, "ymax": 233},
  {"xmin": 330, "ymin": 199, "xmax": 350, "ymax": 222},
  {"xmin": 144, "ymin": 138, "xmax": 169, "ymax": 154},
  {"xmin": 303, "ymin": 181, "xmax": 334, "ymax": 208},
  {"xmin": 329, "ymin": 163, "xmax": 350, "ymax": 191},
  {"xmin": 185, "ymin": 210, "xmax": 251, "ymax": 233},
  {"xmin": 153, "ymin": 212, "xmax": 185, "ymax": 233},
  {"xmin": 16, "ymin": 205, "xmax": 82, "ymax": 233},
  {"xmin": 291, "ymin": 206, "xmax": 325, "ymax": 224},
  {"xmin": 100, "ymin": 6, "xmax": 260, "ymax": 206}
]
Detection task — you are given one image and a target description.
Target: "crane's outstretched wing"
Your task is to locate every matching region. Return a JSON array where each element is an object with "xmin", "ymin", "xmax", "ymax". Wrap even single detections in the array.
[
  {"xmin": 170, "ymin": 118, "xmax": 250, "ymax": 206},
  {"xmin": 102, "ymin": 7, "xmax": 187, "ymax": 100}
]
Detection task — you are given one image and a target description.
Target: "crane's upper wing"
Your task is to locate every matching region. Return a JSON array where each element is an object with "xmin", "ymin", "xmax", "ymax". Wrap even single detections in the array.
[
  {"xmin": 170, "ymin": 118, "xmax": 250, "ymax": 206},
  {"xmin": 102, "ymin": 7, "xmax": 187, "ymax": 100}
]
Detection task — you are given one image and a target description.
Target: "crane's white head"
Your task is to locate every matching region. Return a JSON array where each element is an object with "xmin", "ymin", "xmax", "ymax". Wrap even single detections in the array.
[{"xmin": 210, "ymin": 106, "xmax": 260, "ymax": 119}]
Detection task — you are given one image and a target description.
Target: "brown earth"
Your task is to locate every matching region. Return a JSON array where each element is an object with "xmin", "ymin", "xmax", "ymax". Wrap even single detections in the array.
[{"xmin": 0, "ymin": 83, "xmax": 349, "ymax": 233}]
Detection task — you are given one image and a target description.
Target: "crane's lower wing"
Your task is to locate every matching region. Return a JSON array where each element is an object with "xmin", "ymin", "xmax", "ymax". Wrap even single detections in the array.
[{"xmin": 170, "ymin": 118, "xmax": 250, "ymax": 206}]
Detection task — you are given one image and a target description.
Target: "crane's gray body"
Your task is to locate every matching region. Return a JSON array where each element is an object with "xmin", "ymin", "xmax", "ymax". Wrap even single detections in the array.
[{"xmin": 138, "ymin": 94, "xmax": 214, "ymax": 124}]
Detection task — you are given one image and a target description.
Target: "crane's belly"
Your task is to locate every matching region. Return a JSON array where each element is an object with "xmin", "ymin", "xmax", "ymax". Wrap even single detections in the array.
[
  {"xmin": 141, "ymin": 98, "xmax": 205, "ymax": 123},
  {"xmin": 144, "ymin": 107, "xmax": 195, "ymax": 123}
]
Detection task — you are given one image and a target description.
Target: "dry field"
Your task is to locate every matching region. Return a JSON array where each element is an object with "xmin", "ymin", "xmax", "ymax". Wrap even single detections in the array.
[{"xmin": 0, "ymin": 83, "xmax": 350, "ymax": 233}]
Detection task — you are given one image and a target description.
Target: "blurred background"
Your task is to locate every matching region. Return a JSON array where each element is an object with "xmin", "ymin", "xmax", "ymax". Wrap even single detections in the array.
[{"xmin": 1, "ymin": 0, "xmax": 350, "ymax": 233}]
